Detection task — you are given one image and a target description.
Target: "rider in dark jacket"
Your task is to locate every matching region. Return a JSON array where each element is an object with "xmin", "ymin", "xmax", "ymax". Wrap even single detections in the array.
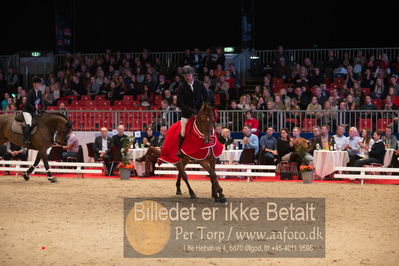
[
  {"xmin": 176, "ymin": 65, "xmax": 209, "ymax": 157},
  {"xmin": 22, "ymin": 76, "xmax": 44, "ymax": 145}
]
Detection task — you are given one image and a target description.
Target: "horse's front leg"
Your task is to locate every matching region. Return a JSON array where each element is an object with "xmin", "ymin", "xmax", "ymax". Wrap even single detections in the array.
[
  {"xmin": 39, "ymin": 149, "xmax": 58, "ymax": 183},
  {"xmin": 23, "ymin": 152, "xmax": 41, "ymax": 181},
  {"xmin": 177, "ymin": 157, "xmax": 196, "ymax": 198},
  {"xmin": 199, "ymin": 158, "xmax": 226, "ymax": 203}
]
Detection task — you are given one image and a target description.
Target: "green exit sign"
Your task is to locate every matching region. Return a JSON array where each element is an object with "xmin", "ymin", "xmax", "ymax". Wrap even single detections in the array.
[
  {"xmin": 224, "ymin": 47, "xmax": 234, "ymax": 53},
  {"xmin": 31, "ymin": 51, "xmax": 41, "ymax": 57}
]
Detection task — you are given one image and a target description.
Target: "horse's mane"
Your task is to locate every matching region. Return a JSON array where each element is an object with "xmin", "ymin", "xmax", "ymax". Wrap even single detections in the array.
[{"xmin": 45, "ymin": 112, "xmax": 70, "ymax": 122}]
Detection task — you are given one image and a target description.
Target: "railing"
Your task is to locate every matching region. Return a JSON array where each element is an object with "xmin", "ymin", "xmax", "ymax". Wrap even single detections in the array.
[
  {"xmin": 254, "ymin": 47, "xmax": 399, "ymax": 65},
  {"xmin": 54, "ymin": 51, "xmax": 187, "ymax": 69},
  {"xmin": 2, "ymin": 110, "xmax": 397, "ymax": 133}
]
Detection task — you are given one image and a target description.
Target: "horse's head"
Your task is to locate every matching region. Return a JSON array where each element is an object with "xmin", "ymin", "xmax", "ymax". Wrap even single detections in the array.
[
  {"xmin": 44, "ymin": 113, "xmax": 73, "ymax": 145},
  {"xmin": 196, "ymin": 104, "xmax": 216, "ymax": 144},
  {"xmin": 56, "ymin": 119, "xmax": 73, "ymax": 145}
]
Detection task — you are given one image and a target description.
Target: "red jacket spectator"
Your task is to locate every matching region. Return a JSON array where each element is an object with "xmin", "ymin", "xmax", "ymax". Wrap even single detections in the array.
[{"xmin": 244, "ymin": 110, "xmax": 259, "ymax": 136}]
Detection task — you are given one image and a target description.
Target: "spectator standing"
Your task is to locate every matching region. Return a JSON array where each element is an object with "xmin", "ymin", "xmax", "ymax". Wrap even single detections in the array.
[{"xmin": 244, "ymin": 110, "xmax": 259, "ymax": 136}]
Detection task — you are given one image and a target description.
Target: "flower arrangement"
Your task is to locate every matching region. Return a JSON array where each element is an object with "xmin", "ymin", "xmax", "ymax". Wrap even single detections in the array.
[
  {"xmin": 300, "ymin": 164, "xmax": 314, "ymax": 172},
  {"xmin": 117, "ymin": 136, "xmax": 136, "ymax": 170}
]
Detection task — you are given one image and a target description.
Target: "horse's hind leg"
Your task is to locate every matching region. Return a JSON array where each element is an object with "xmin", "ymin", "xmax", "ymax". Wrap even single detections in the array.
[
  {"xmin": 39, "ymin": 149, "xmax": 58, "ymax": 183},
  {"xmin": 23, "ymin": 152, "xmax": 41, "ymax": 181}
]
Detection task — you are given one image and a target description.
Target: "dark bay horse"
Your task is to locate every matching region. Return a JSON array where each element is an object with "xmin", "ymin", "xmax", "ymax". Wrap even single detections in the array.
[
  {"xmin": 174, "ymin": 105, "xmax": 226, "ymax": 203},
  {"xmin": 0, "ymin": 112, "xmax": 72, "ymax": 183}
]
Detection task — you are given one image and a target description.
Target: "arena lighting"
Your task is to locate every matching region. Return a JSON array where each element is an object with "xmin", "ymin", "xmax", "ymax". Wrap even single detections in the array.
[
  {"xmin": 224, "ymin": 47, "xmax": 235, "ymax": 53},
  {"xmin": 31, "ymin": 51, "xmax": 41, "ymax": 57}
]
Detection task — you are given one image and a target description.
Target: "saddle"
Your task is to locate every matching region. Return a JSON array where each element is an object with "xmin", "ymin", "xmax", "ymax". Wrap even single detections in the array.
[{"xmin": 11, "ymin": 113, "xmax": 38, "ymax": 135}]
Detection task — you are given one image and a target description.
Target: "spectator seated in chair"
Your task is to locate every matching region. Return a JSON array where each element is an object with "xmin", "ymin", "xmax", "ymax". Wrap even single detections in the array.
[
  {"xmin": 382, "ymin": 126, "xmax": 398, "ymax": 150},
  {"xmin": 239, "ymin": 125, "xmax": 259, "ymax": 164},
  {"xmin": 289, "ymin": 127, "xmax": 313, "ymax": 166},
  {"xmin": 277, "ymin": 128, "xmax": 294, "ymax": 162},
  {"xmin": 136, "ymin": 126, "xmax": 167, "ymax": 177},
  {"xmin": 53, "ymin": 130, "xmax": 79, "ymax": 161},
  {"xmin": 355, "ymin": 130, "xmax": 386, "ymax": 167},
  {"xmin": 219, "ymin": 127, "xmax": 234, "ymax": 149},
  {"xmin": 112, "ymin": 124, "xmax": 130, "ymax": 150},
  {"xmin": 94, "ymin": 127, "xmax": 114, "ymax": 175},
  {"xmin": 308, "ymin": 126, "xmax": 322, "ymax": 153},
  {"xmin": 2, "ymin": 142, "xmax": 27, "ymax": 161},
  {"xmin": 141, "ymin": 126, "xmax": 158, "ymax": 148},
  {"xmin": 333, "ymin": 125, "xmax": 348, "ymax": 151},
  {"xmin": 259, "ymin": 127, "xmax": 278, "ymax": 165},
  {"xmin": 343, "ymin": 127, "xmax": 362, "ymax": 166}
]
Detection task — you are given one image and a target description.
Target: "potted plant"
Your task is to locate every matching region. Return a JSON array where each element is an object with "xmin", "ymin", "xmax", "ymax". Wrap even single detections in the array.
[
  {"xmin": 117, "ymin": 136, "xmax": 135, "ymax": 180},
  {"xmin": 300, "ymin": 164, "xmax": 314, "ymax": 184},
  {"xmin": 296, "ymin": 141, "xmax": 314, "ymax": 183}
]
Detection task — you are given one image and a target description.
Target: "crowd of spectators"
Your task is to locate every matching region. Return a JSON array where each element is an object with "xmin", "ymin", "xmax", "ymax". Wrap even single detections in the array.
[{"xmin": 1, "ymin": 46, "xmax": 399, "ymax": 131}]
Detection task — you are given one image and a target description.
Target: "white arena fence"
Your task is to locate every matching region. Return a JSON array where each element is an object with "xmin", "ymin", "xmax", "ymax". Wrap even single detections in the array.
[
  {"xmin": 334, "ymin": 166, "xmax": 399, "ymax": 185},
  {"xmin": 0, "ymin": 160, "xmax": 104, "ymax": 178},
  {"xmin": 1, "ymin": 110, "xmax": 398, "ymax": 133}
]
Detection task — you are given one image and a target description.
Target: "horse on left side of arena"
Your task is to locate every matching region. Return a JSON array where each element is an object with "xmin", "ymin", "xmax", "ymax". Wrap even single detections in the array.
[{"xmin": 0, "ymin": 112, "xmax": 73, "ymax": 183}]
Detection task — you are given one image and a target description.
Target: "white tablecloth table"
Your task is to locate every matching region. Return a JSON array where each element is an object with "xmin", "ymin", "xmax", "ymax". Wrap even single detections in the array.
[
  {"xmin": 313, "ymin": 150, "xmax": 350, "ymax": 178},
  {"xmin": 219, "ymin": 150, "xmax": 242, "ymax": 164},
  {"xmin": 383, "ymin": 149, "xmax": 395, "ymax": 167},
  {"xmin": 127, "ymin": 148, "xmax": 147, "ymax": 161},
  {"xmin": 127, "ymin": 148, "xmax": 147, "ymax": 176}
]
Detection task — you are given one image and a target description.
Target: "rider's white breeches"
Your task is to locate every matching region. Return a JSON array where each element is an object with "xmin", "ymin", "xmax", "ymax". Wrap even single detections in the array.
[
  {"xmin": 180, "ymin": 117, "xmax": 188, "ymax": 137},
  {"xmin": 22, "ymin": 112, "xmax": 32, "ymax": 126}
]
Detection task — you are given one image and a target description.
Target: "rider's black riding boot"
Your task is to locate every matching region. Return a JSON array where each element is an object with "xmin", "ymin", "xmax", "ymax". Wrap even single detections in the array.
[
  {"xmin": 176, "ymin": 135, "xmax": 185, "ymax": 158},
  {"xmin": 22, "ymin": 125, "xmax": 31, "ymax": 146}
]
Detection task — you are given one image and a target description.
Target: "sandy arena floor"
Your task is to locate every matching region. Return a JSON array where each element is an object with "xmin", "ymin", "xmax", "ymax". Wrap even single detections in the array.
[{"xmin": 0, "ymin": 175, "xmax": 398, "ymax": 266}]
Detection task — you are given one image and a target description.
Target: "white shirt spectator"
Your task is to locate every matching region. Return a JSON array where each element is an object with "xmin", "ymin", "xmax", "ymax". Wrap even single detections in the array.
[
  {"xmin": 333, "ymin": 135, "xmax": 348, "ymax": 151},
  {"xmin": 102, "ymin": 138, "xmax": 108, "ymax": 151}
]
